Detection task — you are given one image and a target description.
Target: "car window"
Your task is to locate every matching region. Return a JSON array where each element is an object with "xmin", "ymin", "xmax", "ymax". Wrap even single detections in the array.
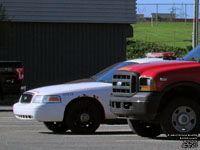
[{"xmin": 92, "ymin": 62, "xmax": 136, "ymax": 83}]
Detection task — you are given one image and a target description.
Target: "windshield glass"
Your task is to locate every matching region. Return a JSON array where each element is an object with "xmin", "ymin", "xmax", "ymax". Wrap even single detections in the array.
[
  {"xmin": 92, "ymin": 62, "xmax": 136, "ymax": 83},
  {"xmin": 183, "ymin": 45, "xmax": 200, "ymax": 61}
]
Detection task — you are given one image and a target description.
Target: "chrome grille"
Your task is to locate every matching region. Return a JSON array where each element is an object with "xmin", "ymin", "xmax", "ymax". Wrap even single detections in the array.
[
  {"xmin": 112, "ymin": 71, "xmax": 137, "ymax": 97},
  {"xmin": 20, "ymin": 93, "xmax": 33, "ymax": 103}
]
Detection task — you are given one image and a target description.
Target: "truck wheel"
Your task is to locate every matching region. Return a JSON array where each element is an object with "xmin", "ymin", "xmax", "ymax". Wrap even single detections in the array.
[
  {"xmin": 66, "ymin": 100, "xmax": 101, "ymax": 134},
  {"xmin": 44, "ymin": 122, "xmax": 68, "ymax": 133},
  {"xmin": 127, "ymin": 119, "xmax": 162, "ymax": 137},
  {"xmin": 160, "ymin": 97, "xmax": 200, "ymax": 135}
]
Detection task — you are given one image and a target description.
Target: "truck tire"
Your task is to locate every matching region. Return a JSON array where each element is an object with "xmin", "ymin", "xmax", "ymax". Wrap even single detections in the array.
[
  {"xmin": 127, "ymin": 119, "xmax": 162, "ymax": 137},
  {"xmin": 44, "ymin": 122, "xmax": 68, "ymax": 133},
  {"xmin": 66, "ymin": 100, "xmax": 101, "ymax": 134},
  {"xmin": 160, "ymin": 97, "xmax": 200, "ymax": 135}
]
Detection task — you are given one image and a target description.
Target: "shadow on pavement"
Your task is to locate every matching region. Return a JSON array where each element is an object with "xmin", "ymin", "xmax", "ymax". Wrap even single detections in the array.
[{"xmin": 39, "ymin": 131, "xmax": 133, "ymax": 135}]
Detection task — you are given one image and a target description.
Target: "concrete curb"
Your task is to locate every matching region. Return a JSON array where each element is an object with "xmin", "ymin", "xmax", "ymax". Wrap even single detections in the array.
[{"xmin": 0, "ymin": 106, "xmax": 13, "ymax": 112}]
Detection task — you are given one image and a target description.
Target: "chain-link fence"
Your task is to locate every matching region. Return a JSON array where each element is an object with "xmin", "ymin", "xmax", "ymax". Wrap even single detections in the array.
[{"xmin": 134, "ymin": 3, "xmax": 197, "ymax": 49}]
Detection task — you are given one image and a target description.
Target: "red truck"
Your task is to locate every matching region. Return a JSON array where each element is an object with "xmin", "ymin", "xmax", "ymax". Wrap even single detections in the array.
[{"xmin": 110, "ymin": 46, "xmax": 200, "ymax": 137}]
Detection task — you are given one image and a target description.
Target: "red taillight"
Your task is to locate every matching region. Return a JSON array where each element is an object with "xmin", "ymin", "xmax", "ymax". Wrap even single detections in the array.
[{"xmin": 16, "ymin": 68, "xmax": 24, "ymax": 80}]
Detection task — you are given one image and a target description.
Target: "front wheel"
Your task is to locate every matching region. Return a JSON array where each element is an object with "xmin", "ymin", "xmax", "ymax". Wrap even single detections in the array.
[
  {"xmin": 44, "ymin": 122, "xmax": 68, "ymax": 133},
  {"xmin": 127, "ymin": 119, "xmax": 162, "ymax": 137},
  {"xmin": 160, "ymin": 97, "xmax": 200, "ymax": 135},
  {"xmin": 66, "ymin": 100, "xmax": 102, "ymax": 134}
]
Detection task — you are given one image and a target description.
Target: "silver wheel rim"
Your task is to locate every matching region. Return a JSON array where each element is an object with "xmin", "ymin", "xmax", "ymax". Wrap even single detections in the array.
[{"xmin": 172, "ymin": 106, "xmax": 196, "ymax": 133}]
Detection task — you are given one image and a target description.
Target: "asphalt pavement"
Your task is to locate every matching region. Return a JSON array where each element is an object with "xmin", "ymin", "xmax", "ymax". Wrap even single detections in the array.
[{"xmin": 0, "ymin": 112, "xmax": 196, "ymax": 150}]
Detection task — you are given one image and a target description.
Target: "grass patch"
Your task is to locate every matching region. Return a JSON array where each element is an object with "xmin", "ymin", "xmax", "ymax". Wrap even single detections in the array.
[{"xmin": 131, "ymin": 22, "xmax": 194, "ymax": 48}]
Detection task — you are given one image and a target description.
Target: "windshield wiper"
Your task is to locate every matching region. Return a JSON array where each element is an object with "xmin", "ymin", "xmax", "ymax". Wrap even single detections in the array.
[
  {"xmin": 189, "ymin": 57, "xmax": 196, "ymax": 60},
  {"xmin": 188, "ymin": 57, "xmax": 200, "ymax": 63},
  {"xmin": 98, "ymin": 80, "xmax": 107, "ymax": 83}
]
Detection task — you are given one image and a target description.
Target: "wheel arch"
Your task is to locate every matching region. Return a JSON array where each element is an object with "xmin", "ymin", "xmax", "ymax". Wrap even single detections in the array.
[
  {"xmin": 63, "ymin": 96, "xmax": 106, "ymax": 122},
  {"xmin": 157, "ymin": 81, "xmax": 200, "ymax": 115}
]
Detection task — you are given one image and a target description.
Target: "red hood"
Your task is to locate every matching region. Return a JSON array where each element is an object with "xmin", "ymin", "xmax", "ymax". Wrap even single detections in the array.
[
  {"xmin": 118, "ymin": 61, "xmax": 200, "ymax": 76},
  {"xmin": 118, "ymin": 61, "xmax": 200, "ymax": 91}
]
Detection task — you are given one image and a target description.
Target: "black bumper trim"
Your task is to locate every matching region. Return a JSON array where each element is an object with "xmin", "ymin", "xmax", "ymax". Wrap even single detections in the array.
[{"xmin": 110, "ymin": 92, "xmax": 161, "ymax": 121}]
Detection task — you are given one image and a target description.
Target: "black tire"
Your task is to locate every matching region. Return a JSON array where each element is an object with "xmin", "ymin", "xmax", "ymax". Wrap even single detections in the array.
[
  {"xmin": 66, "ymin": 100, "xmax": 102, "ymax": 134},
  {"xmin": 127, "ymin": 119, "xmax": 162, "ymax": 137},
  {"xmin": 0, "ymin": 83, "xmax": 4, "ymax": 100},
  {"xmin": 44, "ymin": 122, "xmax": 68, "ymax": 133},
  {"xmin": 160, "ymin": 97, "xmax": 200, "ymax": 135}
]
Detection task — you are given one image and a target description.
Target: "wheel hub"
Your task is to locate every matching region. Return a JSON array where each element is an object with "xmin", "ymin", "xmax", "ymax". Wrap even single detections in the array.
[
  {"xmin": 80, "ymin": 113, "xmax": 90, "ymax": 123},
  {"xmin": 178, "ymin": 114, "xmax": 190, "ymax": 125},
  {"xmin": 172, "ymin": 106, "xmax": 196, "ymax": 133}
]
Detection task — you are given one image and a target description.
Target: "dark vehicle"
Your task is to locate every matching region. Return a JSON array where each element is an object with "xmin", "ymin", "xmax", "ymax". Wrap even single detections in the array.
[{"xmin": 0, "ymin": 61, "xmax": 25, "ymax": 100}]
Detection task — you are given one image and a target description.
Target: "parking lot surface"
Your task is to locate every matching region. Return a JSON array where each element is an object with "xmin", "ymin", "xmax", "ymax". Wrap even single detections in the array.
[{"xmin": 0, "ymin": 112, "xmax": 196, "ymax": 150}]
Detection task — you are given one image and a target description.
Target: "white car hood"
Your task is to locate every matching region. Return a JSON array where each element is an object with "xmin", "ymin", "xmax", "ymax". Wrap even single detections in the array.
[{"xmin": 27, "ymin": 82, "xmax": 111, "ymax": 95}]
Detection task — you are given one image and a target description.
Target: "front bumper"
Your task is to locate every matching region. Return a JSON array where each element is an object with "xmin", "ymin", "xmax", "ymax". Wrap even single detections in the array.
[
  {"xmin": 110, "ymin": 92, "xmax": 161, "ymax": 121},
  {"xmin": 13, "ymin": 102, "xmax": 66, "ymax": 122}
]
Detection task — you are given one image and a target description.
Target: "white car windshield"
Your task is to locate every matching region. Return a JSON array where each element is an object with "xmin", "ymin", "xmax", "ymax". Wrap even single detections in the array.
[{"xmin": 92, "ymin": 62, "xmax": 136, "ymax": 83}]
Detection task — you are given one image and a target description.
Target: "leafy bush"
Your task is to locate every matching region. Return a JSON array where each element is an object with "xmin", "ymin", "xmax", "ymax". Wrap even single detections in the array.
[{"xmin": 126, "ymin": 39, "xmax": 192, "ymax": 59}]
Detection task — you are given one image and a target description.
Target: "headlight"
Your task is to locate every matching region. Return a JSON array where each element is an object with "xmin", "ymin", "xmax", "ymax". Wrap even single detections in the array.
[
  {"xmin": 42, "ymin": 96, "xmax": 61, "ymax": 103},
  {"xmin": 32, "ymin": 95, "xmax": 44, "ymax": 103},
  {"xmin": 139, "ymin": 77, "xmax": 157, "ymax": 91}
]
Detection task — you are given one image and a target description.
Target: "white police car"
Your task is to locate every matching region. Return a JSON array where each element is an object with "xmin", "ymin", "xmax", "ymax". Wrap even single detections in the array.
[{"xmin": 13, "ymin": 53, "xmax": 172, "ymax": 134}]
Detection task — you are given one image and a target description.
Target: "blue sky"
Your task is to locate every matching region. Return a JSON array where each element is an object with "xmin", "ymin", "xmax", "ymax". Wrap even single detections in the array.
[{"xmin": 137, "ymin": 0, "xmax": 195, "ymax": 18}]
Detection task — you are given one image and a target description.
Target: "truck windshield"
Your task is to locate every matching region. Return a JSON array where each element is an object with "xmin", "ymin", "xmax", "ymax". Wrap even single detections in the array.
[
  {"xmin": 92, "ymin": 62, "xmax": 136, "ymax": 83},
  {"xmin": 183, "ymin": 45, "xmax": 200, "ymax": 61}
]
